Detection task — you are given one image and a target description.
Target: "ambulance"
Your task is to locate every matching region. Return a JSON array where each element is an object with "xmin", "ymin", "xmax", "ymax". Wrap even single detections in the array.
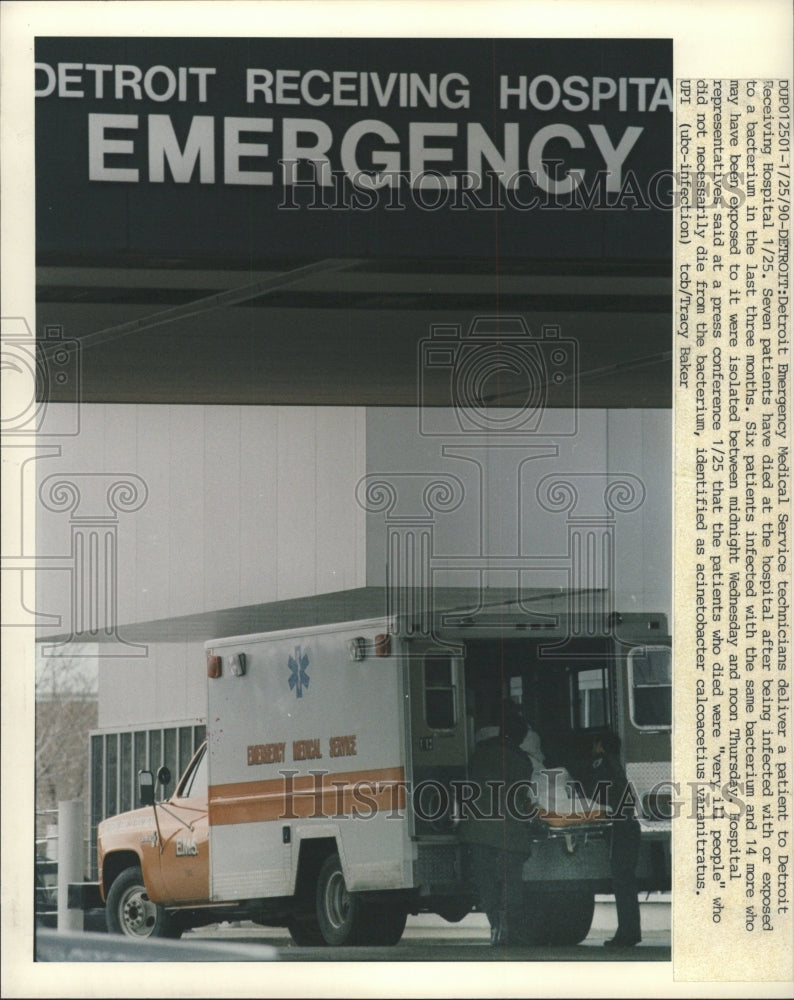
[{"xmin": 96, "ymin": 609, "xmax": 672, "ymax": 945}]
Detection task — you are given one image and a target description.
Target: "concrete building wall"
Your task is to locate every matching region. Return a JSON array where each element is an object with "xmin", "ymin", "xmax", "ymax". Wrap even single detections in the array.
[
  {"xmin": 95, "ymin": 641, "xmax": 207, "ymax": 730},
  {"xmin": 364, "ymin": 408, "xmax": 672, "ymax": 621},
  {"xmin": 35, "ymin": 404, "xmax": 368, "ymax": 634},
  {"xmin": 35, "ymin": 404, "xmax": 368, "ymax": 729}
]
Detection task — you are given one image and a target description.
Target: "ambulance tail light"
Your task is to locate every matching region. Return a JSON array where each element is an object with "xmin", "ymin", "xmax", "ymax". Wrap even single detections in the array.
[
  {"xmin": 349, "ymin": 635, "xmax": 391, "ymax": 659},
  {"xmin": 207, "ymin": 652, "xmax": 222, "ymax": 678},
  {"xmin": 349, "ymin": 637, "xmax": 366, "ymax": 661}
]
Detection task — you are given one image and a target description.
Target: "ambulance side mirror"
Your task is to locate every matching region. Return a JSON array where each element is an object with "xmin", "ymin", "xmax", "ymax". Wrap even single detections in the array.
[{"xmin": 138, "ymin": 770, "xmax": 155, "ymax": 807}]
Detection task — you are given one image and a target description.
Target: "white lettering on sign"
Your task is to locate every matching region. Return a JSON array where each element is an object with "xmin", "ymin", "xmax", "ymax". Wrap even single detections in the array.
[
  {"xmin": 223, "ymin": 117, "xmax": 274, "ymax": 186},
  {"xmin": 88, "ymin": 114, "xmax": 139, "ymax": 182},
  {"xmin": 149, "ymin": 115, "xmax": 215, "ymax": 183},
  {"xmin": 36, "ymin": 61, "xmax": 671, "ymax": 197},
  {"xmin": 176, "ymin": 837, "xmax": 198, "ymax": 857},
  {"xmin": 246, "ymin": 69, "xmax": 471, "ymax": 109},
  {"xmin": 84, "ymin": 114, "xmax": 647, "ymax": 193},
  {"xmin": 498, "ymin": 75, "xmax": 673, "ymax": 112},
  {"xmin": 35, "ymin": 63, "xmax": 217, "ymax": 102},
  {"xmin": 36, "ymin": 64, "xmax": 672, "ymax": 114}
]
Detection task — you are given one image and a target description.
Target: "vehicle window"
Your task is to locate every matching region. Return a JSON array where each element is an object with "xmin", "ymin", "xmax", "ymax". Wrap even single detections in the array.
[
  {"xmin": 570, "ymin": 667, "xmax": 610, "ymax": 729},
  {"xmin": 509, "ymin": 676, "xmax": 523, "ymax": 703},
  {"xmin": 628, "ymin": 646, "xmax": 672, "ymax": 729},
  {"xmin": 424, "ymin": 656, "xmax": 456, "ymax": 730},
  {"xmin": 177, "ymin": 746, "xmax": 208, "ymax": 798},
  {"xmin": 163, "ymin": 728, "xmax": 177, "ymax": 798}
]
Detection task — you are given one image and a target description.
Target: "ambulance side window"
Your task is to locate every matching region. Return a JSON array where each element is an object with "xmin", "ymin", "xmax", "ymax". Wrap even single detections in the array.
[
  {"xmin": 628, "ymin": 646, "xmax": 672, "ymax": 729},
  {"xmin": 424, "ymin": 656, "xmax": 456, "ymax": 730}
]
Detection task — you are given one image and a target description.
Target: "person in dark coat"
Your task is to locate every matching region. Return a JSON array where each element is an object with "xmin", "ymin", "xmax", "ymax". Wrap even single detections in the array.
[
  {"xmin": 458, "ymin": 705, "xmax": 534, "ymax": 946},
  {"xmin": 590, "ymin": 732, "xmax": 642, "ymax": 947}
]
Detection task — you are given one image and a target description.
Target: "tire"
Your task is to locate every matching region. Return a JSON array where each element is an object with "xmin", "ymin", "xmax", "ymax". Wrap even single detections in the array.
[
  {"xmin": 546, "ymin": 888, "xmax": 595, "ymax": 945},
  {"xmin": 315, "ymin": 853, "xmax": 362, "ymax": 946},
  {"xmin": 286, "ymin": 915, "xmax": 326, "ymax": 947},
  {"xmin": 106, "ymin": 866, "xmax": 180, "ymax": 939},
  {"xmin": 357, "ymin": 902, "xmax": 407, "ymax": 946},
  {"xmin": 510, "ymin": 892, "xmax": 551, "ymax": 946},
  {"xmin": 435, "ymin": 897, "xmax": 474, "ymax": 923},
  {"xmin": 512, "ymin": 887, "xmax": 595, "ymax": 946}
]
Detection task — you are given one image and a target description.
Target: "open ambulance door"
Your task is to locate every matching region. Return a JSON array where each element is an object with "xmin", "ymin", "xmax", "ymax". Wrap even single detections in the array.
[{"xmin": 404, "ymin": 639, "xmax": 469, "ymax": 836}]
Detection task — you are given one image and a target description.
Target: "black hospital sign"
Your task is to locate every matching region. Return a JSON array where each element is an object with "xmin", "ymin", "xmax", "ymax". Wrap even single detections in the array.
[{"xmin": 35, "ymin": 37, "xmax": 672, "ymax": 262}]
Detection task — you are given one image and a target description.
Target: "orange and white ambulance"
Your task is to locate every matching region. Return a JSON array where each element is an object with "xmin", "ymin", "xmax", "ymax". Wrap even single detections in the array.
[{"xmin": 96, "ymin": 610, "xmax": 672, "ymax": 945}]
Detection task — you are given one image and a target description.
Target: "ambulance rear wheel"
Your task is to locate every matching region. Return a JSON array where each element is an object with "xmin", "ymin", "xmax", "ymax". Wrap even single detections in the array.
[
  {"xmin": 316, "ymin": 853, "xmax": 361, "ymax": 946},
  {"xmin": 513, "ymin": 888, "xmax": 595, "ymax": 945},
  {"xmin": 357, "ymin": 902, "xmax": 407, "ymax": 945},
  {"xmin": 511, "ymin": 893, "xmax": 550, "ymax": 945},
  {"xmin": 435, "ymin": 896, "xmax": 474, "ymax": 923},
  {"xmin": 106, "ymin": 865, "xmax": 180, "ymax": 939},
  {"xmin": 286, "ymin": 915, "xmax": 326, "ymax": 946},
  {"xmin": 546, "ymin": 888, "xmax": 595, "ymax": 945}
]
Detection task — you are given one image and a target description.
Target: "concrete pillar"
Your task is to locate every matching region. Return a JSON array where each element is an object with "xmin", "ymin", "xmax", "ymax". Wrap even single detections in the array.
[{"xmin": 57, "ymin": 799, "xmax": 83, "ymax": 932}]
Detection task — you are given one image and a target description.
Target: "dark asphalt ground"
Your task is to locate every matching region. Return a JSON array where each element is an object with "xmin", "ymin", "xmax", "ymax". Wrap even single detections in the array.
[{"xmin": 185, "ymin": 898, "xmax": 671, "ymax": 963}]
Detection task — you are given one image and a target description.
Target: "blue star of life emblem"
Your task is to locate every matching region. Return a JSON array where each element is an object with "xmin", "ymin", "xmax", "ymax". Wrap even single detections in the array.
[{"xmin": 288, "ymin": 645, "xmax": 310, "ymax": 698}]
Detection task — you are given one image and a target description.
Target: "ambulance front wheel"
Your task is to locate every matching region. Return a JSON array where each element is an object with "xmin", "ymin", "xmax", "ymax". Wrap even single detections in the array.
[
  {"xmin": 106, "ymin": 865, "xmax": 181, "ymax": 939},
  {"xmin": 316, "ymin": 853, "xmax": 361, "ymax": 946}
]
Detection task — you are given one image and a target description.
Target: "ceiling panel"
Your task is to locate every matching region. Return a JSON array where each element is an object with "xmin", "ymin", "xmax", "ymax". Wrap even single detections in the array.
[{"xmin": 36, "ymin": 257, "xmax": 672, "ymax": 409}]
